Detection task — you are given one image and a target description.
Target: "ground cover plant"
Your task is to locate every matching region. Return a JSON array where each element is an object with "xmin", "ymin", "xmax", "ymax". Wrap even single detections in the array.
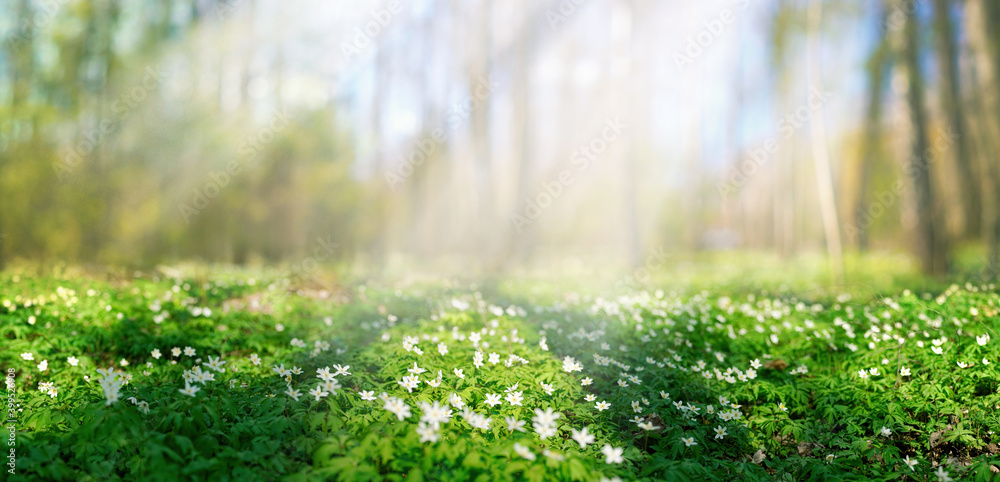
[{"xmin": 3, "ymin": 267, "xmax": 1000, "ymax": 481}]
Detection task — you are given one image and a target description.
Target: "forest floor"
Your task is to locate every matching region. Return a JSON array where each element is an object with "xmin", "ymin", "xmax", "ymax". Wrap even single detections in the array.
[{"xmin": 3, "ymin": 257, "xmax": 1000, "ymax": 481}]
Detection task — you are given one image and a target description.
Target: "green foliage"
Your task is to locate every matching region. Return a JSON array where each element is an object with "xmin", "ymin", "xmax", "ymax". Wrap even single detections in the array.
[{"xmin": 2, "ymin": 271, "xmax": 1000, "ymax": 480}]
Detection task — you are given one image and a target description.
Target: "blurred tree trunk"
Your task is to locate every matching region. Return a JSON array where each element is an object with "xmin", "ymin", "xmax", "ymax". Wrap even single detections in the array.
[
  {"xmin": 407, "ymin": 2, "xmax": 437, "ymax": 259},
  {"xmin": 933, "ymin": 0, "xmax": 980, "ymax": 239},
  {"xmin": 986, "ymin": 139, "xmax": 1000, "ymax": 274},
  {"xmin": 469, "ymin": 0, "xmax": 494, "ymax": 262},
  {"xmin": 854, "ymin": 6, "xmax": 890, "ymax": 250},
  {"xmin": 779, "ymin": 97, "xmax": 796, "ymax": 256},
  {"xmin": 987, "ymin": 147, "xmax": 1000, "ymax": 273},
  {"xmin": 505, "ymin": 0, "xmax": 538, "ymax": 267},
  {"xmin": 723, "ymin": 32, "xmax": 744, "ymax": 253},
  {"xmin": 684, "ymin": 66, "xmax": 705, "ymax": 249},
  {"xmin": 982, "ymin": 0, "xmax": 1000, "ymax": 274},
  {"xmin": 614, "ymin": 0, "xmax": 641, "ymax": 268},
  {"xmin": 370, "ymin": 41, "xmax": 389, "ymax": 268},
  {"xmin": 768, "ymin": 2, "xmax": 798, "ymax": 256},
  {"xmin": 82, "ymin": 1, "xmax": 120, "ymax": 262},
  {"xmin": 900, "ymin": 0, "xmax": 949, "ymax": 275},
  {"xmin": 966, "ymin": 0, "xmax": 1000, "ymax": 275},
  {"xmin": 0, "ymin": 0, "xmax": 38, "ymax": 269},
  {"xmin": 806, "ymin": 0, "xmax": 844, "ymax": 281}
]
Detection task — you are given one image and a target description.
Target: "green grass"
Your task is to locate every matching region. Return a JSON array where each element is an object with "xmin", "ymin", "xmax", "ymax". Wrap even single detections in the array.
[{"xmin": 2, "ymin": 261, "xmax": 1000, "ymax": 481}]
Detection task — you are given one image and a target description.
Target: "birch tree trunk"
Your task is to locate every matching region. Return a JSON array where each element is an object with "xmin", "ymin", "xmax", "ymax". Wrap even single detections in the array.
[
  {"xmin": 807, "ymin": 0, "xmax": 844, "ymax": 281},
  {"xmin": 933, "ymin": 0, "xmax": 980, "ymax": 239},
  {"xmin": 900, "ymin": 0, "xmax": 949, "ymax": 275}
]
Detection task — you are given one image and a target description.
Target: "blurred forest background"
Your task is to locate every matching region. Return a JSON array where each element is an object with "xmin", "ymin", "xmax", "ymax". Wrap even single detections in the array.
[{"xmin": 1, "ymin": 0, "xmax": 999, "ymax": 280}]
